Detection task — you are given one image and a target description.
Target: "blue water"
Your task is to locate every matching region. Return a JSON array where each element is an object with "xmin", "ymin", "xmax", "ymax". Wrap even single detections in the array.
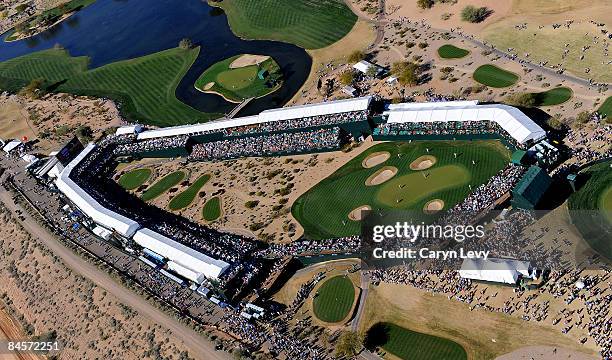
[{"xmin": 0, "ymin": 0, "xmax": 312, "ymax": 117}]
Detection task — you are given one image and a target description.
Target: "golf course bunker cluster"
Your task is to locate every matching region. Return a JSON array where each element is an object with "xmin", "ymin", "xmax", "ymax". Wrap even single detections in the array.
[
  {"xmin": 409, "ymin": 155, "xmax": 437, "ymax": 170},
  {"xmin": 365, "ymin": 166, "xmax": 398, "ymax": 186},
  {"xmin": 362, "ymin": 151, "xmax": 391, "ymax": 168}
]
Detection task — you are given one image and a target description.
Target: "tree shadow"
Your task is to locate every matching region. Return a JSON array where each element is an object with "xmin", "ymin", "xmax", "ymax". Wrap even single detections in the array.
[{"xmin": 363, "ymin": 322, "xmax": 390, "ymax": 351}]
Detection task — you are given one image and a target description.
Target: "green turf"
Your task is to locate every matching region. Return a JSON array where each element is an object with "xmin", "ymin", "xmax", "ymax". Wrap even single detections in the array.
[
  {"xmin": 568, "ymin": 160, "xmax": 612, "ymax": 260},
  {"xmin": 372, "ymin": 322, "xmax": 467, "ymax": 360},
  {"xmin": 437, "ymin": 44, "xmax": 470, "ymax": 59},
  {"xmin": 292, "ymin": 141, "xmax": 510, "ymax": 239},
  {"xmin": 212, "ymin": 0, "xmax": 357, "ymax": 49},
  {"xmin": 194, "ymin": 55, "xmax": 283, "ymax": 102},
  {"xmin": 118, "ymin": 168, "xmax": 152, "ymax": 190},
  {"xmin": 597, "ymin": 96, "xmax": 612, "ymax": 118},
  {"xmin": 312, "ymin": 276, "xmax": 355, "ymax": 323},
  {"xmin": 202, "ymin": 196, "xmax": 222, "ymax": 222},
  {"xmin": 473, "ymin": 64, "xmax": 519, "ymax": 88},
  {"xmin": 0, "ymin": 48, "xmax": 220, "ymax": 126},
  {"xmin": 168, "ymin": 174, "xmax": 211, "ymax": 210},
  {"xmin": 141, "ymin": 171, "xmax": 186, "ymax": 202},
  {"xmin": 533, "ymin": 87, "xmax": 572, "ymax": 106}
]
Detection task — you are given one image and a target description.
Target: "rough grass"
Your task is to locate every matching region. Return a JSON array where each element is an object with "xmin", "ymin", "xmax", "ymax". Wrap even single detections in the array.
[
  {"xmin": 0, "ymin": 48, "xmax": 219, "ymax": 126},
  {"xmin": 597, "ymin": 96, "xmax": 612, "ymax": 118},
  {"xmin": 194, "ymin": 55, "xmax": 282, "ymax": 102},
  {"xmin": 202, "ymin": 196, "xmax": 222, "ymax": 222},
  {"xmin": 212, "ymin": 0, "xmax": 357, "ymax": 49},
  {"xmin": 532, "ymin": 86, "xmax": 572, "ymax": 106},
  {"xmin": 437, "ymin": 44, "xmax": 470, "ymax": 59},
  {"xmin": 312, "ymin": 275, "xmax": 355, "ymax": 323},
  {"xmin": 371, "ymin": 322, "xmax": 467, "ymax": 360},
  {"xmin": 473, "ymin": 64, "xmax": 519, "ymax": 88},
  {"xmin": 292, "ymin": 141, "xmax": 510, "ymax": 240},
  {"xmin": 141, "ymin": 170, "xmax": 186, "ymax": 202},
  {"xmin": 118, "ymin": 168, "xmax": 152, "ymax": 190},
  {"xmin": 568, "ymin": 160, "xmax": 612, "ymax": 260},
  {"xmin": 168, "ymin": 174, "xmax": 211, "ymax": 210}
]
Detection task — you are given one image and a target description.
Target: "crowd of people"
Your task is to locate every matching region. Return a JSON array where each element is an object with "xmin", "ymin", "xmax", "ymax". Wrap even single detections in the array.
[
  {"xmin": 114, "ymin": 135, "xmax": 190, "ymax": 156},
  {"xmin": 258, "ymin": 236, "xmax": 361, "ymax": 257},
  {"xmin": 188, "ymin": 127, "xmax": 343, "ymax": 161}
]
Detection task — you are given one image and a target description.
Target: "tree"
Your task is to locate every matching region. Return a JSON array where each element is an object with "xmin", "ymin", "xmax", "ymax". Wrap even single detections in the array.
[
  {"xmin": 575, "ymin": 111, "xmax": 591, "ymax": 124},
  {"xmin": 461, "ymin": 5, "xmax": 491, "ymax": 23},
  {"xmin": 335, "ymin": 331, "xmax": 363, "ymax": 357},
  {"xmin": 76, "ymin": 125, "xmax": 93, "ymax": 143},
  {"xmin": 392, "ymin": 61, "xmax": 419, "ymax": 86},
  {"xmin": 348, "ymin": 50, "xmax": 365, "ymax": 63},
  {"xmin": 417, "ymin": 0, "xmax": 434, "ymax": 9},
  {"xmin": 365, "ymin": 65, "xmax": 379, "ymax": 78},
  {"xmin": 504, "ymin": 92, "xmax": 538, "ymax": 107},
  {"xmin": 546, "ymin": 114, "xmax": 564, "ymax": 130},
  {"xmin": 18, "ymin": 78, "xmax": 45, "ymax": 99},
  {"xmin": 178, "ymin": 38, "xmax": 193, "ymax": 49},
  {"xmin": 338, "ymin": 70, "xmax": 355, "ymax": 85}
]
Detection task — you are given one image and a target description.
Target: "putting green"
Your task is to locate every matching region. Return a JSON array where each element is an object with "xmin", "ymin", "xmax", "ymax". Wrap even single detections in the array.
[
  {"xmin": 217, "ymin": 66, "xmax": 258, "ymax": 90},
  {"xmin": 437, "ymin": 44, "xmax": 470, "ymax": 59},
  {"xmin": 202, "ymin": 196, "xmax": 222, "ymax": 222},
  {"xmin": 141, "ymin": 170, "xmax": 185, "ymax": 202},
  {"xmin": 313, "ymin": 276, "xmax": 355, "ymax": 323},
  {"xmin": 473, "ymin": 64, "xmax": 518, "ymax": 88},
  {"xmin": 533, "ymin": 87, "xmax": 572, "ymax": 106},
  {"xmin": 597, "ymin": 96, "xmax": 612, "ymax": 118},
  {"xmin": 292, "ymin": 141, "xmax": 510, "ymax": 239},
  {"xmin": 168, "ymin": 174, "xmax": 211, "ymax": 210},
  {"xmin": 600, "ymin": 187, "xmax": 612, "ymax": 222},
  {"xmin": 376, "ymin": 165, "xmax": 471, "ymax": 207},
  {"xmin": 118, "ymin": 168, "xmax": 152, "ymax": 190}
]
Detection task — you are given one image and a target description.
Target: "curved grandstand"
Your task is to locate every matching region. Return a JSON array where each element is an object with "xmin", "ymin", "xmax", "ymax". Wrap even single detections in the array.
[{"xmin": 52, "ymin": 96, "xmax": 547, "ymax": 298}]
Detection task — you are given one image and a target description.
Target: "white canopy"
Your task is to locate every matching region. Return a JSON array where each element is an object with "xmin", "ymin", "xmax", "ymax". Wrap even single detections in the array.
[
  {"xmin": 459, "ymin": 258, "xmax": 531, "ymax": 284},
  {"xmin": 168, "ymin": 260, "xmax": 205, "ymax": 284},
  {"xmin": 115, "ymin": 124, "xmax": 143, "ymax": 136},
  {"xmin": 133, "ymin": 228, "xmax": 229, "ymax": 280},
  {"xmin": 2, "ymin": 140, "xmax": 23, "ymax": 154},
  {"xmin": 55, "ymin": 144, "xmax": 141, "ymax": 237},
  {"xmin": 384, "ymin": 101, "xmax": 546, "ymax": 144},
  {"xmin": 137, "ymin": 96, "xmax": 372, "ymax": 140}
]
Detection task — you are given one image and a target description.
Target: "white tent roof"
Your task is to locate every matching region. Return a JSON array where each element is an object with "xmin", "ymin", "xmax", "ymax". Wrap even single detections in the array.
[
  {"xmin": 116, "ymin": 124, "xmax": 143, "ymax": 136},
  {"xmin": 2, "ymin": 140, "xmax": 22, "ymax": 153},
  {"xmin": 92, "ymin": 225, "xmax": 113, "ymax": 240},
  {"xmin": 55, "ymin": 144, "xmax": 141, "ymax": 237},
  {"xmin": 137, "ymin": 96, "xmax": 372, "ymax": 140},
  {"xmin": 133, "ymin": 228, "xmax": 229, "ymax": 280},
  {"xmin": 384, "ymin": 101, "xmax": 546, "ymax": 144},
  {"xmin": 352, "ymin": 60, "xmax": 382, "ymax": 75},
  {"xmin": 167, "ymin": 260, "xmax": 205, "ymax": 284},
  {"xmin": 459, "ymin": 258, "xmax": 531, "ymax": 284}
]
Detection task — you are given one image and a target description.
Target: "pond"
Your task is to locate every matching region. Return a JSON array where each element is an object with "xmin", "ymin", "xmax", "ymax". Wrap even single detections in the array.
[{"xmin": 0, "ymin": 0, "xmax": 312, "ymax": 117}]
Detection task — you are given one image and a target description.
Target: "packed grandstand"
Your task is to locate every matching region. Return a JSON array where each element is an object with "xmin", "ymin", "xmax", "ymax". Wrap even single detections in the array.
[{"xmin": 51, "ymin": 96, "xmax": 548, "ymax": 300}]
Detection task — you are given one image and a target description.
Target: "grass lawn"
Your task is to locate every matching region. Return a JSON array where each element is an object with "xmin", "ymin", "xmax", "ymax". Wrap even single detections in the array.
[
  {"xmin": 367, "ymin": 322, "xmax": 467, "ymax": 360},
  {"xmin": 312, "ymin": 275, "xmax": 355, "ymax": 323},
  {"xmin": 168, "ymin": 174, "xmax": 211, "ymax": 210},
  {"xmin": 292, "ymin": 141, "xmax": 510, "ymax": 239},
  {"xmin": 568, "ymin": 160, "xmax": 612, "ymax": 259},
  {"xmin": 597, "ymin": 96, "xmax": 612, "ymax": 118},
  {"xmin": 141, "ymin": 170, "xmax": 186, "ymax": 202},
  {"xmin": 118, "ymin": 168, "xmax": 152, "ymax": 190},
  {"xmin": 202, "ymin": 196, "xmax": 222, "ymax": 222},
  {"xmin": 437, "ymin": 44, "xmax": 470, "ymax": 59},
  {"xmin": 533, "ymin": 87, "xmax": 572, "ymax": 106},
  {"xmin": 194, "ymin": 55, "xmax": 282, "ymax": 102},
  {"xmin": 473, "ymin": 64, "xmax": 519, "ymax": 88},
  {"xmin": 212, "ymin": 0, "xmax": 357, "ymax": 49},
  {"xmin": 0, "ymin": 48, "xmax": 219, "ymax": 126}
]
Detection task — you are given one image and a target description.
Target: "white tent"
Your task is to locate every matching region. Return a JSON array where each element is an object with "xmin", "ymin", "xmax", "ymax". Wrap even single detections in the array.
[
  {"xmin": 55, "ymin": 144, "xmax": 141, "ymax": 237},
  {"xmin": 352, "ymin": 60, "xmax": 383, "ymax": 76},
  {"xmin": 168, "ymin": 261, "xmax": 205, "ymax": 284},
  {"xmin": 133, "ymin": 228, "xmax": 229, "ymax": 280},
  {"xmin": 115, "ymin": 124, "xmax": 144, "ymax": 136},
  {"xmin": 459, "ymin": 258, "xmax": 531, "ymax": 284},
  {"xmin": 2, "ymin": 140, "xmax": 23, "ymax": 154},
  {"xmin": 384, "ymin": 101, "xmax": 546, "ymax": 144}
]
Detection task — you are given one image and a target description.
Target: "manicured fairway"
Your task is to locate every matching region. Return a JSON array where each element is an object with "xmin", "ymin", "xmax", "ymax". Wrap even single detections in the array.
[
  {"xmin": 313, "ymin": 276, "xmax": 355, "ymax": 323},
  {"xmin": 437, "ymin": 44, "xmax": 469, "ymax": 59},
  {"xmin": 168, "ymin": 174, "xmax": 211, "ymax": 210},
  {"xmin": 473, "ymin": 64, "xmax": 518, "ymax": 88},
  {"xmin": 597, "ymin": 96, "xmax": 612, "ymax": 118},
  {"xmin": 0, "ymin": 48, "xmax": 218, "ymax": 126},
  {"xmin": 202, "ymin": 196, "xmax": 222, "ymax": 221},
  {"xmin": 568, "ymin": 160, "xmax": 612, "ymax": 260},
  {"xmin": 533, "ymin": 87, "xmax": 572, "ymax": 106},
  {"xmin": 118, "ymin": 168, "xmax": 152, "ymax": 190},
  {"xmin": 213, "ymin": 0, "xmax": 357, "ymax": 49},
  {"xmin": 292, "ymin": 141, "xmax": 510, "ymax": 239},
  {"xmin": 194, "ymin": 55, "xmax": 282, "ymax": 102},
  {"xmin": 141, "ymin": 171, "xmax": 186, "ymax": 202},
  {"xmin": 371, "ymin": 322, "xmax": 467, "ymax": 360}
]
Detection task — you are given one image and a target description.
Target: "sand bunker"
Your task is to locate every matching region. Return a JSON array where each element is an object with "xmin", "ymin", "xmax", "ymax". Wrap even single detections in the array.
[
  {"xmin": 202, "ymin": 82, "xmax": 215, "ymax": 90},
  {"xmin": 348, "ymin": 205, "xmax": 371, "ymax": 221},
  {"xmin": 410, "ymin": 155, "xmax": 437, "ymax": 170},
  {"xmin": 229, "ymin": 54, "xmax": 270, "ymax": 69},
  {"xmin": 423, "ymin": 199, "xmax": 445, "ymax": 214},
  {"xmin": 362, "ymin": 151, "xmax": 391, "ymax": 168},
  {"xmin": 365, "ymin": 166, "xmax": 398, "ymax": 186}
]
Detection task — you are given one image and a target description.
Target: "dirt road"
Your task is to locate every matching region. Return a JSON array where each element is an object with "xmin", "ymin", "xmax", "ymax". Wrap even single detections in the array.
[{"xmin": 0, "ymin": 188, "xmax": 230, "ymax": 360}]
